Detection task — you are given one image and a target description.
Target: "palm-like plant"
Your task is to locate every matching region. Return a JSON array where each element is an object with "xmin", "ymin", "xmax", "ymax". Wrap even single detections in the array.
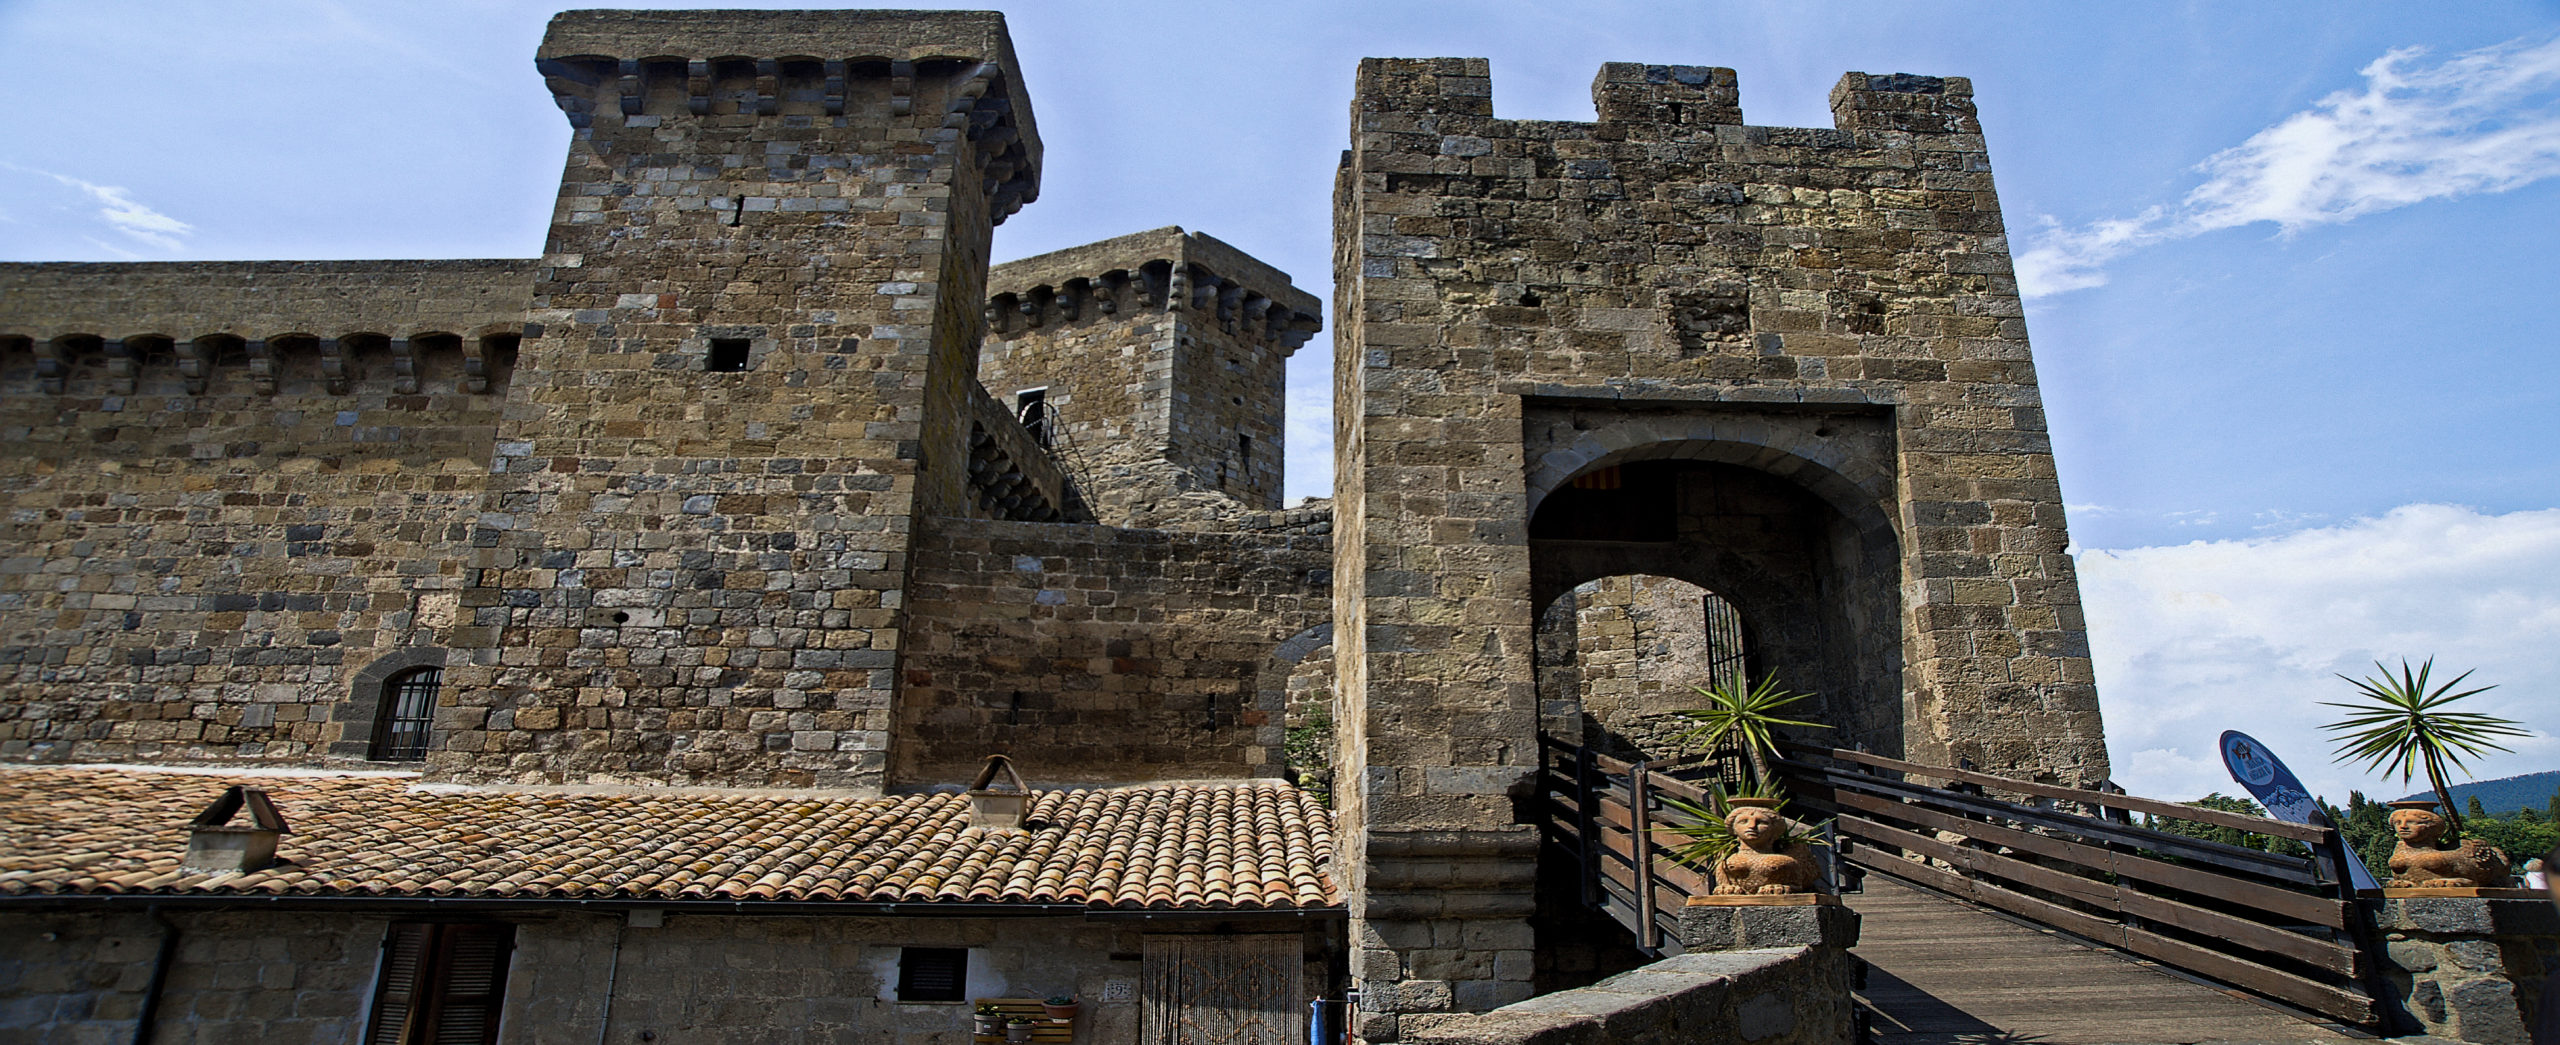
[
  {"xmin": 1671, "ymin": 675, "xmax": 1825, "ymax": 768},
  {"xmin": 2321, "ymin": 658, "xmax": 2530, "ymax": 836}
]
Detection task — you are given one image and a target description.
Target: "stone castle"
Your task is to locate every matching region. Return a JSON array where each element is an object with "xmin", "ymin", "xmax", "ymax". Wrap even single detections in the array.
[{"xmin": 0, "ymin": 9, "xmax": 2106, "ymax": 1043}]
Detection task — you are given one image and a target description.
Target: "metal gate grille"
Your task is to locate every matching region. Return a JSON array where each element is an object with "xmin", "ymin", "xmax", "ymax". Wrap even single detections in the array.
[{"xmin": 1702, "ymin": 591, "xmax": 1747, "ymax": 692}]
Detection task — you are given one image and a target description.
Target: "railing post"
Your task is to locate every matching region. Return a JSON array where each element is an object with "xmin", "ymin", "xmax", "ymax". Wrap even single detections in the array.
[
  {"xmin": 2319, "ymin": 823, "xmax": 2402, "ymax": 1034},
  {"xmin": 1576, "ymin": 744, "xmax": 1601, "ymax": 909},
  {"xmin": 1630, "ymin": 759, "xmax": 1658, "ymax": 951}
]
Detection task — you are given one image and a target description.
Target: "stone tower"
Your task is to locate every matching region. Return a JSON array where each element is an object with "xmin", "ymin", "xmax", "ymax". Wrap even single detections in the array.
[
  {"xmin": 436, "ymin": 11, "xmax": 1040, "ymax": 790},
  {"xmin": 1332, "ymin": 60, "xmax": 2107, "ymax": 1037},
  {"xmin": 979, "ymin": 227, "xmax": 1321, "ymax": 528}
]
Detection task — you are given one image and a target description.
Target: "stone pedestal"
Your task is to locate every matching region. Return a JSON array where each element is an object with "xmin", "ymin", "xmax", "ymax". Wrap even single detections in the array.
[
  {"xmin": 2373, "ymin": 893, "xmax": 2560, "ymax": 1044},
  {"xmin": 1679, "ymin": 894, "xmax": 1860, "ymax": 953}
]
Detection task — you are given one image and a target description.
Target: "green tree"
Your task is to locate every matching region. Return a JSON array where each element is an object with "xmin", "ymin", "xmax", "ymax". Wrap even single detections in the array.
[
  {"xmin": 2469, "ymin": 795, "xmax": 2490, "ymax": 821},
  {"xmin": 2321, "ymin": 658, "xmax": 2529, "ymax": 836},
  {"xmin": 2145, "ymin": 793, "xmax": 2310, "ymax": 858}
]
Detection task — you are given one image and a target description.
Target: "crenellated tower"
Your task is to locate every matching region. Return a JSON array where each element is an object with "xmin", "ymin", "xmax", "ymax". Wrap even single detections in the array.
[
  {"xmin": 980, "ymin": 227, "xmax": 1320, "ymax": 528},
  {"xmin": 436, "ymin": 10, "xmax": 1041, "ymax": 791}
]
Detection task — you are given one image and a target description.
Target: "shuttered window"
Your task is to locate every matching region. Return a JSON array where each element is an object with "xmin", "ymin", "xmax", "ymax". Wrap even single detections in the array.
[
  {"xmin": 896, "ymin": 946, "xmax": 969, "ymax": 1002},
  {"xmin": 366, "ymin": 922, "xmax": 515, "ymax": 1045}
]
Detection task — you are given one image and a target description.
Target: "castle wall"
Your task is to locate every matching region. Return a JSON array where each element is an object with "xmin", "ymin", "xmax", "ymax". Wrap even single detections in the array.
[
  {"xmin": 1333, "ymin": 59, "xmax": 2104, "ymax": 1035},
  {"xmin": 0, "ymin": 263, "xmax": 522, "ymax": 764},
  {"xmin": 893, "ymin": 516, "xmax": 1330, "ymax": 788},
  {"xmin": 436, "ymin": 11, "xmax": 1042, "ymax": 791}
]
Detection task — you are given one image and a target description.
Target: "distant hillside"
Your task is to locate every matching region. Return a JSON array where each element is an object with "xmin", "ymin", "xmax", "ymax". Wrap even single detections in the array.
[{"xmin": 2397, "ymin": 770, "xmax": 2560, "ymax": 815}]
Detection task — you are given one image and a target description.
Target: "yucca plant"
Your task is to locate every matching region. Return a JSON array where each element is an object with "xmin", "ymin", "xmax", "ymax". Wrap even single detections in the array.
[
  {"xmin": 2321, "ymin": 658, "xmax": 2530, "ymax": 837},
  {"xmin": 1670, "ymin": 674, "xmax": 1826, "ymax": 770},
  {"xmin": 1659, "ymin": 780, "xmax": 1830, "ymax": 868}
]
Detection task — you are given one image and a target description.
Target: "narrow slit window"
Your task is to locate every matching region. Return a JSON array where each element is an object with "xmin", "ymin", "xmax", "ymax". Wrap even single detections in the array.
[
  {"xmin": 1015, "ymin": 388, "xmax": 1049, "ymax": 447},
  {"xmin": 1238, "ymin": 433, "xmax": 1253, "ymax": 472},
  {"xmin": 707, "ymin": 338, "xmax": 751, "ymax": 372},
  {"xmin": 896, "ymin": 947, "xmax": 969, "ymax": 1002},
  {"xmin": 371, "ymin": 667, "xmax": 442, "ymax": 761}
]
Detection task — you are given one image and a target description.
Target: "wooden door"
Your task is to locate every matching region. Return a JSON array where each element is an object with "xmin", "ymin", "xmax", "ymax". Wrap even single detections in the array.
[{"xmin": 1141, "ymin": 934, "xmax": 1303, "ymax": 1045}]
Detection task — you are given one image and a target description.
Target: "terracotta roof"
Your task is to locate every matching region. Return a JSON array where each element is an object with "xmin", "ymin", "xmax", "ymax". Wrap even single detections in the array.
[{"xmin": 0, "ymin": 767, "xmax": 1337, "ymax": 910}]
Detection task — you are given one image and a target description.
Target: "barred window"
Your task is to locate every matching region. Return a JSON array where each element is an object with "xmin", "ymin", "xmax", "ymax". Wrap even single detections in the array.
[
  {"xmin": 366, "ymin": 922, "xmax": 514, "ymax": 1045},
  {"xmin": 370, "ymin": 667, "xmax": 442, "ymax": 761}
]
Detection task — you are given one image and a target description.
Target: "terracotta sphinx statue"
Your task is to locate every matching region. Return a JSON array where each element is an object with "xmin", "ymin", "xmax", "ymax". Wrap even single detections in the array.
[
  {"xmin": 2386, "ymin": 801, "xmax": 2511, "ymax": 889},
  {"xmin": 1712, "ymin": 798, "xmax": 1821, "ymax": 895}
]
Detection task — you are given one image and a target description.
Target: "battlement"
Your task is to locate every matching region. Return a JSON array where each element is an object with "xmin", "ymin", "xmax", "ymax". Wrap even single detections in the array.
[
  {"xmin": 535, "ymin": 8, "xmax": 1039, "ymax": 221},
  {"xmin": 986, "ymin": 227, "xmax": 1320, "ymax": 352},
  {"xmin": 0, "ymin": 260, "xmax": 532, "ymax": 397},
  {"xmin": 1357, "ymin": 58, "xmax": 1979, "ymax": 137}
]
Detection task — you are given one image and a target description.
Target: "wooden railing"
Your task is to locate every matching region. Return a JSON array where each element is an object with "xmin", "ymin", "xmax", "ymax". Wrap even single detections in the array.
[
  {"xmin": 1771, "ymin": 742, "xmax": 2384, "ymax": 1028},
  {"xmin": 1534, "ymin": 734, "xmax": 1772, "ymax": 955}
]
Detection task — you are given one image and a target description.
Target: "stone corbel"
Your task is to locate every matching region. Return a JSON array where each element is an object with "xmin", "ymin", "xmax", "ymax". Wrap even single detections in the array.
[
  {"xmin": 1058, "ymin": 279, "xmax": 1084, "ymax": 322},
  {"xmin": 1243, "ymin": 295, "xmax": 1272, "ymax": 341},
  {"xmin": 389, "ymin": 337, "xmax": 418, "ymax": 394},
  {"xmin": 616, "ymin": 59, "xmax": 643, "ymax": 117},
  {"xmin": 317, "ymin": 338, "xmax": 347, "ymax": 394},
  {"xmin": 102, "ymin": 339, "xmax": 134, "ymax": 395},
  {"xmin": 1166, "ymin": 265, "xmax": 1190, "ymax": 314},
  {"xmin": 176, "ymin": 339, "xmax": 208, "ymax": 395},
  {"xmin": 823, "ymin": 59, "xmax": 847, "ymax": 117},
  {"xmin": 754, "ymin": 59, "xmax": 780, "ymax": 116},
  {"xmin": 461, "ymin": 337, "xmax": 488, "ymax": 395},
  {"xmin": 888, "ymin": 60, "xmax": 914, "ymax": 118},
  {"xmin": 1096, "ymin": 271, "xmax": 1125, "ymax": 316},
  {"xmin": 1216, "ymin": 279, "xmax": 1243, "ymax": 331},
  {"xmin": 1016, "ymin": 289, "xmax": 1045, "ymax": 329},
  {"xmin": 686, "ymin": 59, "xmax": 711, "ymax": 115},
  {"xmin": 35, "ymin": 341, "xmax": 65, "ymax": 395},
  {"xmin": 245, "ymin": 340, "xmax": 275, "ymax": 395}
]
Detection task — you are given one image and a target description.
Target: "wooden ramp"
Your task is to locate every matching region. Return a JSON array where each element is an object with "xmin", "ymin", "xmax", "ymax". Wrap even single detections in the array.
[{"xmin": 1850, "ymin": 877, "xmax": 2362, "ymax": 1045}]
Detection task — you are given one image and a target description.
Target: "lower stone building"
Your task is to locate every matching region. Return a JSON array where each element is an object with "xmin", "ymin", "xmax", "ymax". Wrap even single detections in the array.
[{"xmin": 0, "ymin": 764, "xmax": 1342, "ymax": 1044}]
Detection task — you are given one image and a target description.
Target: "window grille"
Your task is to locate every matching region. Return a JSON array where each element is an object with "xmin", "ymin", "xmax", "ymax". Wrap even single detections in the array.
[{"xmin": 371, "ymin": 667, "xmax": 442, "ymax": 761}]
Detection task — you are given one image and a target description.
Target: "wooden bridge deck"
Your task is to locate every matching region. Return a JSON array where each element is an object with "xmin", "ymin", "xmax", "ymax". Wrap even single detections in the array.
[{"xmin": 1849, "ymin": 877, "xmax": 2363, "ymax": 1045}]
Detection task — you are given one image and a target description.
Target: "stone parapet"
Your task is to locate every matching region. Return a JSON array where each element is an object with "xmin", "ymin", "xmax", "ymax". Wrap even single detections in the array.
[
  {"xmin": 2374, "ymin": 894, "xmax": 2560, "ymax": 1044},
  {"xmin": 0, "ymin": 260, "xmax": 536, "ymax": 345},
  {"xmin": 1398, "ymin": 946, "xmax": 1855, "ymax": 1045}
]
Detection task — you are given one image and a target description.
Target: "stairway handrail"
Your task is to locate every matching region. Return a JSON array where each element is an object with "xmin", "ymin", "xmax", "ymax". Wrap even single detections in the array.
[{"xmin": 1774, "ymin": 742, "xmax": 2332, "ymax": 843}]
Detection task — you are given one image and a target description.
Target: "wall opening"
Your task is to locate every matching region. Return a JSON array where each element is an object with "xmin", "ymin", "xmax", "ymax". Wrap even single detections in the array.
[{"xmin": 707, "ymin": 338, "xmax": 751, "ymax": 372}]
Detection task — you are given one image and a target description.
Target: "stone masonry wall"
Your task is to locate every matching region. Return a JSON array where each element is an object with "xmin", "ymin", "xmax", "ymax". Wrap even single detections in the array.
[
  {"xmin": 0, "ymin": 907, "xmax": 1335, "ymax": 1045},
  {"xmin": 438, "ymin": 10, "xmax": 1041, "ymax": 790},
  {"xmin": 2376, "ymin": 895, "xmax": 2560, "ymax": 1045},
  {"xmin": 1334, "ymin": 59, "xmax": 2104, "ymax": 1035},
  {"xmin": 0, "ymin": 271, "xmax": 516, "ymax": 763},
  {"xmin": 894, "ymin": 515, "xmax": 1330, "ymax": 788}
]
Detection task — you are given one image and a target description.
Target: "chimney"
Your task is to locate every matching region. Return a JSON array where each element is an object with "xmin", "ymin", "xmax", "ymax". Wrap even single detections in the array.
[
  {"xmin": 183, "ymin": 785, "xmax": 289, "ymax": 873},
  {"xmin": 965, "ymin": 754, "xmax": 1031, "ymax": 830}
]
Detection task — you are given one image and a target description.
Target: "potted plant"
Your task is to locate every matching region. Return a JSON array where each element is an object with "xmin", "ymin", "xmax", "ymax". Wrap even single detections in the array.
[
  {"xmin": 1669, "ymin": 674, "xmax": 1825, "ymax": 778},
  {"xmin": 972, "ymin": 1004, "xmax": 1005, "ymax": 1036},
  {"xmin": 1005, "ymin": 1015, "xmax": 1036, "ymax": 1043},
  {"xmin": 1042, "ymin": 994, "xmax": 1081, "ymax": 1022},
  {"xmin": 2322, "ymin": 657, "xmax": 2528, "ymax": 839}
]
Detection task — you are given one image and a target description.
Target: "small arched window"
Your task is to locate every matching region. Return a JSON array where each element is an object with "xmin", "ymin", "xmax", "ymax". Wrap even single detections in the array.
[{"xmin": 370, "ymin": 667, "xmax": 443, "ymax": 761}]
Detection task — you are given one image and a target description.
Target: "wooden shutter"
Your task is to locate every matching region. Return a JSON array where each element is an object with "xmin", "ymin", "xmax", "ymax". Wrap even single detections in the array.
[
  {"xmin": 366, "ymin": 923, "xmax": 432, "ymax": 1045},
  {"xmin": 1141, "ymin": 934, "xmax": 1303, "ymax": 1045},
  {"xmin": 429, "ymin": 924, "xmax": 513, "ymax": 1045},
  {"xmin": 366, "ymin": 922, "xmax": 515, "ymax": 1045}
]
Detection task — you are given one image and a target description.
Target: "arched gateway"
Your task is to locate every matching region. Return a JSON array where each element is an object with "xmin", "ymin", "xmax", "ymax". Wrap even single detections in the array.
[{"xmin": 1329, "ymin": 59, "xmax": 2109, "ymax": 1037}]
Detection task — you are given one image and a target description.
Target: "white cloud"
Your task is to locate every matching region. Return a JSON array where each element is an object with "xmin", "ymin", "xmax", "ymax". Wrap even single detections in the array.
[
  {"xmin": 0, "ymin": 162, "xmax": 193, "ymax": 251},
  {"xmin": 2020, "ymin": 33, "xmax": 2560, "ymax": 298},
  {"xmin": 2077, "ymin": 504, "xmax": 2560, "ymax": 805}
]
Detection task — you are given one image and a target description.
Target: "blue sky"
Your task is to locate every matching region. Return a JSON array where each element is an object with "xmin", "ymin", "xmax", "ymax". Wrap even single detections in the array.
[{"xmin": 4, "ymin": 0, "xmax": 2556, "ymax": 807}]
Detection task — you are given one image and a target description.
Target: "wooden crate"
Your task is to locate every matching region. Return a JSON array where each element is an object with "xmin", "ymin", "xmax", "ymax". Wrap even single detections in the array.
[{"xmin": 971, "ymin": 998, "xmax": 1074, "ymax": 1044}]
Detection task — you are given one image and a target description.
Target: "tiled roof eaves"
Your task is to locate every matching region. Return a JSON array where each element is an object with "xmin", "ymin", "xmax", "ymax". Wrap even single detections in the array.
[{"xmin": 0, "ymin": 769, "xmax": 1341, "ymax": 912}]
